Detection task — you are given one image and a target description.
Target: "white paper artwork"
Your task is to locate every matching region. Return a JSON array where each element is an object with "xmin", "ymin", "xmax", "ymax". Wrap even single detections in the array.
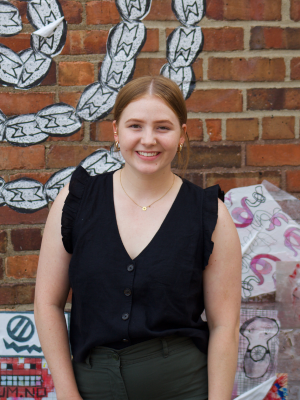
[
  {"xmin": 233, "ymin": 376, "xmax": 276, "ymax": 400},
  {"xmin": 0, "ymin": 1, "xmax": 22, "ymax": 36},
  {"xmin": 225, "ymin": 181, "xmax": 300, "ymax": 299},
  {"xmin": 0, "ymin": 312, "xmax": 69, "ymax": 357},
  {"xmin": 233, "ymin": 309, "xmax": 280, "ymax": 398}
]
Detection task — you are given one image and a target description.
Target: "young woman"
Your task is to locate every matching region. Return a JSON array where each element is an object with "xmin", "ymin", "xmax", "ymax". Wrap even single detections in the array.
[{"xmin": 34, "ymin": 76, "xmax": 241, "ymax": 400}]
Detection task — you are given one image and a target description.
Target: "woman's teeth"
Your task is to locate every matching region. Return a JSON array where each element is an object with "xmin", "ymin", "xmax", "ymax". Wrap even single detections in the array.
[{"xmin": 137, "ymin": 151, "xmax": 159, "ymax": 157}]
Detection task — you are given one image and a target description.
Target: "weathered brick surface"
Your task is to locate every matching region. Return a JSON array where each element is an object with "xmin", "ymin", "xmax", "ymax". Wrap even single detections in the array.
[
  {"xmin": 206, "ymin": 119, "xmax": 222, "ymax": 142},
  {"xmin": 207, "ymin": 171, "xmax": 281, "ymax": 192},
  {"xmin": 0, "ymin": 207, "xmax": 48, "ymax": 225},
  {"xmin": 0, "ymin": 34, "xmax": 31, "ymax": 52},
  {"xmin": 202, "ymin": 28, "xmax": 244, "ymax": 51},
  {"xmin": 47, "ymin": 145, "xmax": 99, "ymax": 168},
  {"xmin": 291, "ymin": 0, "xmax": 300, "ymax": 21},
  {"xmin": 0, "ymin": 231, "xmax": 7, "ymax": 254},
  {"xmin": 59, "ymin": 62, "xmax": 95, "ymax": 86},
  {"xmin": 208, "ymin": 58, "xmax": 285, "ymax": 82},
  {"xmin": 187, "ymin": 119, "xmax": 203, "ymax": 141},
  {"xmin": 247, "ymin": 88, "xmax": 300, "ymax": 110},
  {"xmin": 247, "ymin": 144, "xmax": 300, "ymax": 166},
  {"xmin": 90, "ymin": 120, "xmax": 114, "ymax": 142},
  {"xmin": 0, "ymin": 258, "xmax": 3, "ymax": 280},
  {"xmin": 262, "ymin": 117, "xmax": 295, "ymax": 139},
  {"xmin": 188, "ymin": 145, "xmax": 241, "ymax": 169},
  {"xmin": 186, "ymin": 90, "xmax": 243, "ymax": 113},
  {"xmin": 226, "ymin": 118, "xmax": 259, "ymax": 141},
  {"xmin": 11, "ymin": 229, "xmax": 42, "ymax": 251},
  {"xmin": 144, "ymin": 0, "xmax": 176, "ymax": 20},
  {"xmin": 86, "ymin": 1, "xmax": 120, "ymax": 24},
  {"xmin": 60, "ymin": 0, "xmax": 83, "ymax": 24},
  {"xmin": 286, "ymin": 171, "xmax": 300, "ymax": 193},
  {"xmin": 0, "ymin": 93, "xmax": 55, "ymax": 116},
  {"xmin": 6, "ymin": 255, "xmax": 39, "ymax": 279},
  {"xmin": 251, "ymin": 27, "xmax": 300, "ymax": 50},
  {"xmin": 291, "ymin": 58, "xmax": 300, "ymax": 80},
  {"xmin": 9, "ymin": 172, "xmax": 52, "ymax": 185},
  {"xmin": 0, "ymin": 146, "xmax": 45, "ymax": 171},
  {"xmin": 0, "ymin": 283, "xmax": 35, "ymax": 305}
]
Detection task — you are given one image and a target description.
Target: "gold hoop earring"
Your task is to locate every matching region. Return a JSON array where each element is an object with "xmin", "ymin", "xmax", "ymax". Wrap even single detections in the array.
[
  {"xmin": 177, "ymin": 143, "xmax": 183, "ymax": 153},
  {"xmin": 114, "ymin": 140, "xmax": 120, "ymax": 152}
]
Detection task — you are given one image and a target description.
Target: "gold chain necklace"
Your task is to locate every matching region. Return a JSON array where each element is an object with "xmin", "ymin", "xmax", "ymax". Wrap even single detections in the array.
[{"xmin": 120, "ymin": 169, "xmax": 175, "ymax": 211}]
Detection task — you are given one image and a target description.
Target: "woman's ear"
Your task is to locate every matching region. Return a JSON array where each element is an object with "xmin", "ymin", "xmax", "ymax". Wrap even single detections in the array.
[
  {"xmin": 180, "ymin": 124, "xmax": 187, "ymax": 145},
  {"xmin": 112, "ymin": 120, "xmax": 119, "ymax": 142}
]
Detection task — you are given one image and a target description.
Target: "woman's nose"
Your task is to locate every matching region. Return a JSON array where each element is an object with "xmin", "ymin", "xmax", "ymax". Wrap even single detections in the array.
[{"xmin": 140, "ymin": 128, "xmax": 156, "ymax": 145}]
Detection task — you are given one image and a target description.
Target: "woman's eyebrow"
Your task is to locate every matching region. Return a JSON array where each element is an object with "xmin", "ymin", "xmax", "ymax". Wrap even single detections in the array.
[{"xmin": 125, "ymin": 118, "xmax": 174, "ymax": 125}]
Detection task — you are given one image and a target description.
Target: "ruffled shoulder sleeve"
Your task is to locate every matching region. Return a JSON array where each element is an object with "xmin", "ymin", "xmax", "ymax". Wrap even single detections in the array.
[
  {"xmin": 61, "ymin": 166, "xmax": 90, "ymax": 254},
  {"xmin": 203, "ymin": 184, "xmax": 224, "ymax": 269}
]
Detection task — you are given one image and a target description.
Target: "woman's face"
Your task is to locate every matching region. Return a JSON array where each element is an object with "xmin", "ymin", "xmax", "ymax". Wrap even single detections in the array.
[{"xmin": 113, "ymin": 95, "xmax": 186, "ymax": 175}]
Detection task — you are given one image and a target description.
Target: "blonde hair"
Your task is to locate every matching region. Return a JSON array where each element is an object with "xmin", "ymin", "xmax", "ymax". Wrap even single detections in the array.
[{"xmin": 113, "ymin": 76, "xmax": 190, "ymax": 174}]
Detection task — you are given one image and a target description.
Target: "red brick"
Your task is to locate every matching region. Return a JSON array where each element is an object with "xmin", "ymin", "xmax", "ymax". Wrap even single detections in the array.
[
  {"xmin": 192, "ymin": 59, "xmax": 203, "ymax": 81},
  {"xmin": 47, "ymin": 145, "xmax": 99, "ymax": 168},
  {"xmin": 10, "ymin": 1, "xmax": 28, "ymax": 23},
  {"xmin": 9, "ymin": 172, "xmax": 52, "ymax": 185},
  {"xmin": 207, "ymin": 171, "xmax": 281, "ymax": 193},
  {"xmin": 206, "ymin": 0, "xmax": 224, "ymax": 20},
  {"xmin": 0, "ymin": 93, "xmax": 55, "ymax": 116},
  {"xmin": 291, "ymin": 58, "xmax": 300, "ymax": 80},
  {"xmin": 90, "ymin": 120, "xmax": 114, "ymax": 141},
  {"xmin": 0, "ymin": 33, "xmax": 31, "ymax": 53},
  {"xmin": 186, "ymin": 119, "xmax": 203, "ymax": 141},
  {"xmin": 224, "ymin": 0, "xmax": 281, "ymax": 20},
  {"xmin": 59, "ymin": 92, "xmax": 82, "ymax": 108},
  {"xmin": 83, "ymin": 31, "xmax": 109, "ymax": 54},
  {"xmin": 58, "ymin": 62, "xmax": 94, "ymax": 86},
  {"xmin": 247, "ymin": 144, "xmax": 300, "ymax": 166},
  {"xmin": 262, "ymin": 117, "xmax": 295, "ymax": 139},
  {"xmin": 0, "ymin": 207, "xmax": 48, "ymax": 225},
  {"xmin": 60, "ymin": 0, "xmax": 83, "ymax": 24},
  {"xmin": 206, "ymin": 119, "xmax": 222, "ymax": 142},
  {"xmin": 133, "ymin": 58, "xmax": 166, "ymax": 78},
  {"xmin": 286, "ymin": 170, "xmax": 300, "ymax": 192},
  {"xmin": 227, "ymin": 118, "xmax": 259, "ymax": 141},
  {"xmin": 250, "ymin": 27, "xmax": 300, "ymax": 50},
  {"xmin": 0, "ymin": 231, "xmax": 7, "ymax": 253},
  {"xmin": 291, "ymin": 0, "xmax": 300, "ymax": 21},
  {"xmin": 0, "ymin": 283, "xmax": 35, "ymax": 305},
  {"xmin": 202, "ymin": 28, "xmax": 244, "ymax": 51},
  {"xmin": 0, "ymin": 146, "xmax": 45, "ymax": 170},
  {"xmin": 6, "ymin": 255, "xmax": 38, "ymax": 279},
  {"xmin": 40, "ymin": 62, "xmax": 56, "ymax": 86},
  {"xmin": 186, "ymin": 90, "xmax": 243, "ymax": 113},
  {"xmin": 86, "ymin": 0, "xmax": 120, "ymax": 24},
  {"xmin": 187, "ymin": 145, "xmax": 241, "ymax": 169},
  {"xmin": 141, "ymin": 29, "xmax": 159, "ymax": 52},
  {"xmin": 208, "ymin": 58, "xmax": 285, "ymax": 82},
  {"xmin": 247, "ymin": 88, "xmax": 300, "ymax": 110},
  {"xmin": 0, "ymin": 258, "xmax": 3, "ymax": 280},
  {"xmin": 11, "ymin": 229, "xmax": 42, "ymax": 251},
  {"xmin": 144, "ymin": 0, "xmax": 176, "ymax": 21}
]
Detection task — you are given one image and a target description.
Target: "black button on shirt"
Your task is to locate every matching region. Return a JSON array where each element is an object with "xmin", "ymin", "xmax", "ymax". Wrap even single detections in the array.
[{"xmin": 62, "ymin": 166, "xmax": 222, "ymax": 363}]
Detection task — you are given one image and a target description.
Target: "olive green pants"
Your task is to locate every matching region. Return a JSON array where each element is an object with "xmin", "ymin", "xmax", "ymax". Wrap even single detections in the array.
[{"xmin": 72, "ymin": 335, "xmax": 208, "ymax": 400}]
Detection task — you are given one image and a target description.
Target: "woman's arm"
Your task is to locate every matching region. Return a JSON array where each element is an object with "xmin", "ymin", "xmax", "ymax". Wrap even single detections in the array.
[
  {"xmin": 34, "ymin": 184, "xmax": 82, "ymax": 400},
  {"xmin": 203, "ymin": 199, "xmax": 242, "ymax": 400}
]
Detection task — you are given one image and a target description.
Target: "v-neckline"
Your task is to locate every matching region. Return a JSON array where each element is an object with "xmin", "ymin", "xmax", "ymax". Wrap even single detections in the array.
[{"xmin": 110, "ymin": 170, "xmax": 185, "ymax": 262}]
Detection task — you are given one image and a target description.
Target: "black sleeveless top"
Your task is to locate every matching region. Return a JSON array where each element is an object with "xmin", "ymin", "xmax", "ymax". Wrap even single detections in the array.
[{"xmin": 61, "ymin": 166, "xmax": 223, "ymax": 363}]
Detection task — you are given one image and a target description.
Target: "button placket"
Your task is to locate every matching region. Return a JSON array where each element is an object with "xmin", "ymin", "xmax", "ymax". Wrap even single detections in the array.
[{"xmin": 121, "ymin": 262, "xmax": 136, "ymax": 343}]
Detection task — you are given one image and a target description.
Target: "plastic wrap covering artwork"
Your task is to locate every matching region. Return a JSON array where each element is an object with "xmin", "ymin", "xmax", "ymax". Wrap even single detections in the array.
[
  {"xmin": 225, "ymin": 181, "xmax": 300, "ymax": 299},
  {"xmin": 231, "ymin": 309, "xmax": 280, "ymax": 399},
  {"xmin": 0, "ymin": 311, "xmax": 70, "ymax": 399}
]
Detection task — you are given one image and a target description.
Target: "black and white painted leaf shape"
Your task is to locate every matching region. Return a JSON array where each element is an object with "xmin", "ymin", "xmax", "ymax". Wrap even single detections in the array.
[
  {"xmin": 76, "ymin": 82, "xmax": 118, "ymax": 122},
  {"xmin": 167, "ymin": 26, "xmax": 203, "ymax": 68},
  {"xmin": 36, "ymin": 103, "xmax": 82, "ymax": 136},
  {"xmin": 4, "ymin": 114, "xmax": 48, "ymax": 147},
  {"xmin": 160, "ymin": 64, "xmax": 195, "ymax": 100},
  {"xmin": 31, "ymin": 19, "xmax": 67, "ymax": 57},
  {"xmin": 0, "ymin": 109, "xmax": 7, "ymax": 141},
  {"xmin": 2, "ymin": 178, "xmax": 47, "ymax": 212},
  {"xmin": 17, "ymin": 49, "xmax": 52, "ymax": 89},
  {"xmin": 0, "ymin": 177, "xmax": 5, "ymax": 206},
  {"xmin": 0, "ymin": 1, "xmax": 22, "ymax": 37},
  {"xmin": 172, "ymin": 0, "xmax": 205, "ymax": 27},
  {"xmin": 45, "ymin": 166, "xmax": 75, "ymax": 201},
  {"xmin": 107, "ymin": 21, "xmax": 146, "ymax": 62},
  {"xmin": 27, "ymin": 0, "xmax": 63, "ymax": 29},
  {"xmin": 115, "ymin": 0, "xmax": 152, "ymax": 22},
  {"xmin": 80, "ymin": 149, "xmax": 123, "ymax": 176},
  {"xmin": 99, "ymin": 53, "xmax": 135, "ymax": 90},
  {"xmin": 0, "ymin": 44, "xmax": 23, "ymax": 86}
]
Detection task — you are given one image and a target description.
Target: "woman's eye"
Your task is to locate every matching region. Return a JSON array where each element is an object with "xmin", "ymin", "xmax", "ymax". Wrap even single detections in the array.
[
  {"xmin": 158, "ymin": 126, "xmax": 170, "ymax": 131},
  {"xmin": 130, "ymin": 124, "xmax": 141, "ymax": 129}
]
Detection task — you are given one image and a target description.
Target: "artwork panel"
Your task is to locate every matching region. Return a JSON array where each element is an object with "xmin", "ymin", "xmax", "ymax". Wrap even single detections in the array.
[
  {"xmin": 0, "ymin": 1, "xmax": 22, "ymax": 37},
  {"xmin": 0, "ymin": 44, "xmax": 23, "ymax": 86},
  {"xmin": 17, "ymin": 49, "xmax": 52, "ymax": 89},
  {"xmin": 30, "ymin": 19, "xmax": 67, "ymax": 57},
  {"xmin": 263, "ymin": 373, "xmax": 288, "ymax": 400},
  {"xmin": 233, "ymin": 309, "xmax": 280, "ymax": 397},
  {"xmin": 115, "ymin": 0, "xmax": 152, "ymax": 22},
  {"xmin": 160, "ymin": 63, "xmax": 195, "ymax": 100},
  {"xmin": 80, "ymin": 149, "xmax": 123, "ymax": 176},
  {"xmin": 27, "ymin": 0, "xmax": 64, "ymax": 30},
  {"xmin": 4, "ymin": 114, "xmax": 48, "ymax": 147},
  {"xmin": 36, "ymin": 103, "xmax": 82, "ymax": 136},
  {"xmin": 171, "ymin": 0, "xmax": 205, "ymax": 27},
  {"xmin": 44, "ymin": 166, "xmax": 76, "ymax": 201},
  {"xmin": 99, "ymin": 53, "xmax": 135, "ymax": 90}
]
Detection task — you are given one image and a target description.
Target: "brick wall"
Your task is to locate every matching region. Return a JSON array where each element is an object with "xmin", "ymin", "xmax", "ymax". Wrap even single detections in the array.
[{"xmin": 0, "ymin": 0, "xmax": 300, "ymax": 395}]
